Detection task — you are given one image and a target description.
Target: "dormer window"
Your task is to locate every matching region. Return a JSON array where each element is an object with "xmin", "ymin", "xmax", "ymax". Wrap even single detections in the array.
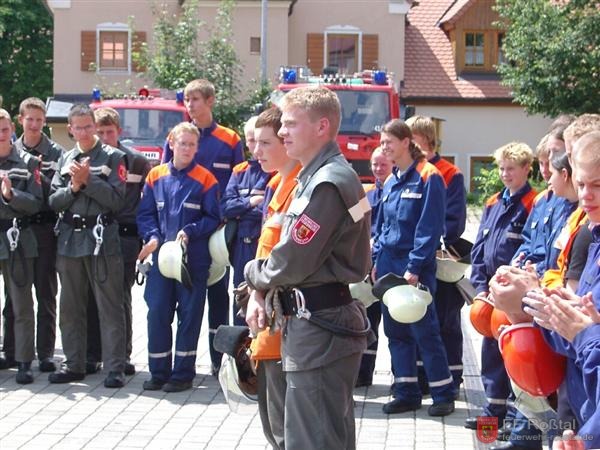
[
  {"xmin": 465, "ymin": 32, "xmax": 485, "ymax": 67},
  {"xmin": 461, "ymin": 30, "xmax": 505, "ymax": 72}
]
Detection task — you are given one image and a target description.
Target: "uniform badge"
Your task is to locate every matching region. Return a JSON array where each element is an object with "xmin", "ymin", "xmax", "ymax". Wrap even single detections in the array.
[
  {"xmin": 292, "ymin": 214, "xmax": 320, "ymax": 245},
  {"xmin": 476, "ymin": 416, "xmax": 498, "ymax": 443},
  {"xmin": 118, "ymin": 163, "xmax": 127, "ymax": 182}
]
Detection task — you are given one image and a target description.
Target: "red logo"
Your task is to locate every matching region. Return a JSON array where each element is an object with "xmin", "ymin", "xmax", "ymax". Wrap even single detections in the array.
[
  {"xmin": 476, "ymin": 416, "xmax": 498, "ymax": 443},
  {"xmin": 33, "ymin": 168, "xmax": 41, "ymax": 185},
  {"xmin": 291, "ymin": 214, "xmax": 320, "ymax": 245},
  {"xmin": 117, "ymin": 163, "xmax": 127, "ymax": 182}
]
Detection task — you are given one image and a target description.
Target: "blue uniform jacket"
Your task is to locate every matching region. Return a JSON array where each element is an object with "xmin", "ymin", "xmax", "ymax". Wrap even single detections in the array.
[
  {"xmin": 470, "ymin": 184, "xmax": 536, "ymax": 295},
  {"xmin": 512, "ymin": 189, "xmax": 553, "ymax": 268},
  {"xmin": 540, "ymin": 225, "xmax": 600, "ymax": 437},
  {"xmin": 162, "ymin": 121, "xmax": 244, "ymax": 195},
  {"xmin": 373, "ymin": 160, "xmax": 446, "ymax": 279},
  {"xmin": 538, "ymin": 196, "xmax": 578, "ymax": 276},
  {"xmin": 137, "ymin": 161, "xmax": 221, "ymax": 272},
  {"xmin": 573, "ymin": 323, "xmax": 600, "ymax": 448},
  {"xmin": 366, "ymin": 180, "xmax": 384, "ymax": 237},
  {"xmin": 430, "ymin": 154, "xmax": 466, "ymax": 244},
  {"xmin": 221, "ymin": 160, "xmax": 272, "ymax": 240}
]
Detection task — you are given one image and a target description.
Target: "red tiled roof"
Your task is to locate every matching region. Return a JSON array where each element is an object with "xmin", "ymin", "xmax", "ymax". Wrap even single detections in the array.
[
  {"xmin": 402, "ymin": 0, "xmax": 511, "ymax": 101},
  {"xmin": 438, "ymin": 0, "xmax": 476, "ymax": 28}
]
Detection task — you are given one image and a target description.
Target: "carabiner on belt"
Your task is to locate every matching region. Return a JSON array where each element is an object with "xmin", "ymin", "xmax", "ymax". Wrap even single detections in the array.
[
  {"xmin": 92, "ymin": 215, "xmax": 104, "ymax": 256},
  {"xmin": 292, "ymin": 288, "xmax": 311, "ymax": 320},
  {"xmin": 6, "ymin": 218, "xmax": 20, "ymax": 252}
]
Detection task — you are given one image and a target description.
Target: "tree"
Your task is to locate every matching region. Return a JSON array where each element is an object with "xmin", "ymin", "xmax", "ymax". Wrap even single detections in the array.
[
  {"xmin": 495, "ymin": 0, "xmax": 600, "ymax": 116},
  {"xmin": 134, "ymin": 0, "xmax": 269, "ymax": 132},
  {"xmin": 0, "ymin": 0, "xmax": 53, "ymax": 116}
]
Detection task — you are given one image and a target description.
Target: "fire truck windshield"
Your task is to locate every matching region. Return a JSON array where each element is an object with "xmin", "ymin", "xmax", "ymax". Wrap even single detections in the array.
[
  {"xmin": 116, "ymin": 108, "xmax": 185, "ymax": 147},
  {"xmin": 337, "ymin": 90, "xmax": 390, "ymax": 136}
]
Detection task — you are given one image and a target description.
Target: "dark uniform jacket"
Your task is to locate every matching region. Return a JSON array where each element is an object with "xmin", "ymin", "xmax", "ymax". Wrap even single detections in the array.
[
  {"xmin": 245, "ymin": 142, "xmax": 371, "ymax": 371},
  {"xmin": 0, "ymin": 146, "xmax": 43, "ymax": 259},
  {"xmin": 49, "ymin": 139, "xmax": 126, "ymax": 257}
]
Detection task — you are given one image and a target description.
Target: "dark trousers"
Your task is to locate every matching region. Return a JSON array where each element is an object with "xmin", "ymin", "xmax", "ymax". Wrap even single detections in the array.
[
  {"xmin": 87, "ymin": 258, "xmax": 137, "ymax": 363},
  {"xmin": 257, "ymin": 359, "xmax": 286, "ymax": 450},
  {"xmin": 284, "ymin": 352, "xmax": 361, "ymax": 450},
  {"xmin": 56, "ymin": 254, "xmax": 126, "ymax": 373},
  {"xmin": 481, "ymin": 335, "xmax": 511, "ymax": 419},
  {"xmin": 1, "ymin": 258, "xmax": 36, "ymax": 362},
  {"xmin": 1, "ymin": 225, "xmax": 57, "ymax": 360},
  {"xmin": 207, "ymin": 269, "xmax": 230, "ymax": 369},
  {"xmin": 357, "ymin": 301, "xmax": 381, "ymax": 381}
]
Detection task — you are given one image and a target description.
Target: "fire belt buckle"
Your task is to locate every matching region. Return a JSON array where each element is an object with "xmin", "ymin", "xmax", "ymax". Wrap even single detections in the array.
[
  {"xmin": 293, "ymin": 288, "xmax": 311, "ymax": 320},
  {"xmin": 72, "ymin": 213, "xmax": 83, "ymax": 231}
]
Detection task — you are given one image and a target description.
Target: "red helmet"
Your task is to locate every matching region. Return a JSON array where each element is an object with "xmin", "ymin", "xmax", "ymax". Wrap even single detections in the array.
[
  {"xmin": 499, "ymin": 323, "xmax": 566, "ymax": 397},
  {"xmin": 490, "ymin": 308, "xmax": 511, "ymax": 340},
  {"xmin": 469, "ymin": 296, "xmax": 494, "ymax": 337}
]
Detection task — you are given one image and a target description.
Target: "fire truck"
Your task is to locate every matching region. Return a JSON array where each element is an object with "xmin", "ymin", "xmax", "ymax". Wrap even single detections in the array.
[
  {"xmin": 89, "ymin": 87, "xmax": 190, "ymax": 165},
  {"xmin": 271, "ymin": 67, "xmax": 400, "ymax": 181}
]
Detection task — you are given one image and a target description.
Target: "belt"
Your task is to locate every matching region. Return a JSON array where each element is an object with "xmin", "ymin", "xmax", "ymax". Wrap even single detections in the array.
[
  {"xmin": 0, "ymin": 217, "xmax": 30, "ymax": 231},
  {"xmin": 62, "ymin": 211, "xmax": 114, "ymax": 231},
  {"xmin": 119, "ymin": 223, "xmax": 138, "ymax": 237},
  {"xmin": 280, "ymin": 283, "xmax": 353, "ymax": 316},
  {"xmin": 29, "ymin": 211, "xmax": 58, "ymax": 225}
]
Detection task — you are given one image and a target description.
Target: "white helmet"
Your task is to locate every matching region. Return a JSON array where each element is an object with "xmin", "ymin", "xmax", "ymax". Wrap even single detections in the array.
[
  {"xmin": 436, "ymin": 238, "xmax": 473, "ymax": 283},
  {"xmin": 218, "ymin": 354, "xmax": 258, "ymax": 414},
  {"xmin": 349, "ymin": 277, "xmax": 378, "ymax": 308},
  {"xmin": 207, "ymin": 263, "xmax": 227, "ymax": 287},
  {"xmin": 208, "ymin": 221, "xmax": 238, "ymax": 267},
  {"xmin": 158, "ymin": 240, "xmax": 193, "ymax": 290},
  {"xmin": 373, "ymin": 273, "xmax": 432, "ymax": 323}
]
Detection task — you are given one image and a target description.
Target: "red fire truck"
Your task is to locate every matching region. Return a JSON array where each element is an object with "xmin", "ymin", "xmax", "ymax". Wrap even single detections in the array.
[
  {"xmin": 89, "ymin": 87, "xmax": 189, "ymax": 165},
  {"xmin": 272, "ymin": 67, "xmax": 400, "ymax": 181}
]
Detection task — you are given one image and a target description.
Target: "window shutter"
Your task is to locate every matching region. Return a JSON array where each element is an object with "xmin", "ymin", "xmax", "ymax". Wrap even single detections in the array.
[
  {"xmin": 306, "ymin": 33, "xmax": 324, "ymax": 75},
  {"xmin": 132, "ymin": 31, "xmax": 147, "ymax": 72},
  {"xmin": 81, "ymin": 31, "xmax": 96, "ymax": 71},
  {"xmin": 362, "ymin": 34, "xmax": 379, "ymax": 70}
]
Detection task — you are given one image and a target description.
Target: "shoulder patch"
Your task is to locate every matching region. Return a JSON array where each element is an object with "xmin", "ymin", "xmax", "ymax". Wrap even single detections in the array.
[
  {"xmin": 416, "ymin": 160, "xmax": 442, "ymax": 184},
  {"xmin": 232, "ymin": 161, "xmax": 249, "ymax": 174},
  {"xmin": 485, "ymin": 192, "xmax": 501, "ymax": 207},
  {"xmin": 292, "ymin": 214, "xmax": 320, "ymax": 245},
  {"xmin": 521, "ymin": 189, "xmax": 538, "ymax": 213},
  {"xmin": 213, "ymin": 125, "xmax": 241, "ymax": 148}
]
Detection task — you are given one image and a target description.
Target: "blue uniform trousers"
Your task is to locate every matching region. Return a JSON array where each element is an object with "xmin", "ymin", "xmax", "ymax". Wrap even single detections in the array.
[
  {"xmin": 509, "ymin": 410, "xmax": 543, "ymax": 449},
  {"xmin": 207, "ymin": 269, "xmax": 230, "ymax": 369},
  {"xmin": 481, "ymin": 336, "xmax": 510, "ymax": 419},
  {"xmin": 145, "ymin": 266, "xmax": 208, "ymax": 383},
  {"xmin": 377, "ymin": 250, "xmax": 454, "ymax": 404},
  {"xmin": 231, "ymin": 237, "xmax": 259, "ymax": 326}
]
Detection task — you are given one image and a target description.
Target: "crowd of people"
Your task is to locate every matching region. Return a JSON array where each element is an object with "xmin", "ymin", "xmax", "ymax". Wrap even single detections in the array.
[{"xmin": 0, "ymin": 79, "xmax": 598, "ymax": 450}]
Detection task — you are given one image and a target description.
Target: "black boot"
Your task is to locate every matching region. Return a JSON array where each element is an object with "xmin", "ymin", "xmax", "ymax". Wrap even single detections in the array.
[{"xmin": 16, "ymin": 362, "xmax": 34, "ymax": 384}]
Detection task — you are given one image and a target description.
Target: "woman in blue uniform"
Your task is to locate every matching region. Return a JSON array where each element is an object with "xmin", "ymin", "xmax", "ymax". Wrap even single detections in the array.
[{"xmin": 372, "ymin": 119, "xmax": 455, "ymax": 416}]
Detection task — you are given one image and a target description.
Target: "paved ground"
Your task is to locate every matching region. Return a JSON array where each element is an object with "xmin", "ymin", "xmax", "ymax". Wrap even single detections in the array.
[{"xmin": 0, "ymin": 209, "xmax": 527, "ymax": 449}]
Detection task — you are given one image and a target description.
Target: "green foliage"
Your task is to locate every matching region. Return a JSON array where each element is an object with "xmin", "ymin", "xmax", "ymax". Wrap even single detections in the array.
[
  {"xmin": 469, "ymin": 160, "xmax": 547, "ymax": 205},
  {"xmin": 133, "ymin": 0, "xmax": 271, "ymax": 134},
  {"xmin": 0, "ymin": 0, "xmax": 53, "ymax": 116},
  {"xmin": 495, "ymin": 0, "xmax": 600, "ymax": 116}
]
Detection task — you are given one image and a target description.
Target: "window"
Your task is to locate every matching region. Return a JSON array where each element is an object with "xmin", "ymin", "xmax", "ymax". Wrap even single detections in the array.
[
  {"xmin": 326, "ymin": 34, "xmax": 358, "ymax": 74},
  {"xmin": 465, "ymin": 32, "xmax": 485, "ymax": 67},
  {"xmin": 99, "ymin": 31, "xmax": 128, "ymax": 70},
  {"xmin": 469, "ymin": 156, "xmax": 495, "ymax": 192},
  {"xmin": 495, "ymin": 32, "xmax": 506, "ymax": 66},
  {"xmin": 250, "ymin": 37, "xmax": 261, "ymax": 55}
]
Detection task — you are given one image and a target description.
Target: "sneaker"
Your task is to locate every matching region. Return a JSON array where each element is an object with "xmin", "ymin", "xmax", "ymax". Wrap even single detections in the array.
[
  {"xmin": 85, "ymin": 361, "xmax": 102, "ymax": 374},
  {"xmin": 124, "ymin": 363, "xmax": 136, "ymax": 376},
  {"xmin": 104, "ymin": 371, "xmax": 125, "ymax": 388},
  {"xmin": 162, "ymin": 380, "xmax": 193, "ymax": 393},
  {"xmin": 382, "ymin": 398, "xmax": 422, "ymax": 414},
  {"xmin": 38, "ymin": 358, "xmax": 56, "ymax": 373},
  {"xmin": 16, "ymin": 362, "xmax": 34, "ymax": 384},
  {"xmin": 143, "ymin": 378, "xmax": 166, "ymax": 390},
  {"xmin": 428, "ymin": 401, "xmax": 455, "ymax": 416},
  {"xmin": 48, "ymin": 367, "xmax": 85, "ymax": 383}
]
